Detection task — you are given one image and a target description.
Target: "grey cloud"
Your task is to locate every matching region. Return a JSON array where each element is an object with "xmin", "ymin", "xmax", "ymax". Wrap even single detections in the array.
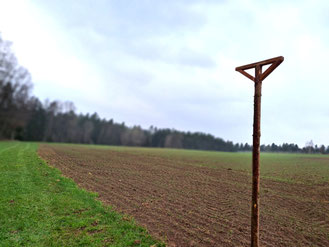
[
  {"xmin": 34, "ymin": 0, "xmax": 215, "ymax": 69},
  {"xmin": 176, "ymin": 49, "xmax": 216, "ymax": 68},
  {"xmin": 120, "ymin": 41, "xmax": 216, "ymax": 68},
  {"xmin": 35, "ymin": 0, "xmax": 207, "ymax": 37},
  {"xmin": 111, "ymin": 68, "xmax": 153, "ymax": 87},
  {"xmin": 110, "ymin": 0, "xmax": 206, "ymax": 35}
]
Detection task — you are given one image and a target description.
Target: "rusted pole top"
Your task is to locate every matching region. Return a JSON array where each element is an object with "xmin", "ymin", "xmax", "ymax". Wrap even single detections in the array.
[{"xmin": 235, "ymin": 56, "xmax": 284, "ymax": 82}]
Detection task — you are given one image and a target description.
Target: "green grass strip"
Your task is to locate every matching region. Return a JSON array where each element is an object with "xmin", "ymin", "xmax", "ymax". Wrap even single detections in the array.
[{"xmin": 0, "ymin": 142, "xmax": 163, "ymax": 247}]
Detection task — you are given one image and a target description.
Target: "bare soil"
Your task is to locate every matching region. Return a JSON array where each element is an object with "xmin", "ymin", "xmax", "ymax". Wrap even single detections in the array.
[{"xmin": 38, "ymin": 144, "xmax": 329, "ymax": 247}]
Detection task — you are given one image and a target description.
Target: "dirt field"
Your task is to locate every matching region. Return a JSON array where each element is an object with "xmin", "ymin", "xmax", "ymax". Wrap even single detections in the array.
[{"xmin": 38, "ymin": 144, "xmax": 329, "ymax": 247}]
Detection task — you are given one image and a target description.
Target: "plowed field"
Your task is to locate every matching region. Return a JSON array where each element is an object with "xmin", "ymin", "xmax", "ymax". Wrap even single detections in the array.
[{"xmin": 38, "ymin": 144, "xmax": 329, "ymax": 247}]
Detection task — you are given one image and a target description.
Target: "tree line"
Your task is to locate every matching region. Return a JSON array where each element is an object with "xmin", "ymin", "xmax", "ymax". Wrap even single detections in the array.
[{"xmin": 1, "ymin": 35, "xmax": 328, "ymax": 154}]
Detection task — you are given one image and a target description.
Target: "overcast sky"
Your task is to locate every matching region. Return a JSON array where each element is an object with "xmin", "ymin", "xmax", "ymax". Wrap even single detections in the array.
[{"xmin": 1, "ymin": 0, "xmax": 328, "ymax": 147}]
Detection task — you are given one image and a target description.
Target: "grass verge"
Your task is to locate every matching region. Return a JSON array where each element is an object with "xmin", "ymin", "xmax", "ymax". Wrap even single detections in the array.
[{"xmin": 0, "ymin": 142, "xmax": 163, "ymax": 247}]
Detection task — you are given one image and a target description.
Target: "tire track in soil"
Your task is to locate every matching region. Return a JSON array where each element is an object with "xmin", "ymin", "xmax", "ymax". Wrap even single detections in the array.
[{"xmin": 39, "ymin": 144, "xmax": 329, "ymax": 247}]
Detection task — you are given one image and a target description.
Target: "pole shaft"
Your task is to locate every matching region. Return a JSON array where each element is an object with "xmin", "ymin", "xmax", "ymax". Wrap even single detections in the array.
[{"xmin": 251, "ymin": 65, "xmax": 262, "ymax": 247}]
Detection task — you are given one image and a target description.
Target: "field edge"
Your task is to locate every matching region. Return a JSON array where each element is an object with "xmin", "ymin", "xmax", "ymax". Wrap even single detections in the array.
[{"xmin": 0, "ymin": 141, "xmax": 164, "ymax": 247}]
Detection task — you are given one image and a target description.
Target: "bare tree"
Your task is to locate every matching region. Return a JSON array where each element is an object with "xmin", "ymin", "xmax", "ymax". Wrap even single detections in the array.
[
  {"xmin": 164, "ymin": 133, "xmax": 183, "ymax": 148},
  {"xmin": 0, "ymin": 34, "xmax": 32, "ymax": 139},
  {"xmin": 121, "ymin": 126, "xmax": 146, "ymax": 146},
  {"xmin": 305, "ymin": 140, "xmax": 314, "ymax": 153}
]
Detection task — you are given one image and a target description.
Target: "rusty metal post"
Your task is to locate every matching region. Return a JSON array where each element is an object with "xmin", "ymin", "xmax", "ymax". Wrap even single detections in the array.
[
  {"xmin": 235, "ymin": 56, "xmax": 284, "ymax": 247},
  {"xmin": 251, "ymin": 65, "xmax": 262, "ymax": 247}
]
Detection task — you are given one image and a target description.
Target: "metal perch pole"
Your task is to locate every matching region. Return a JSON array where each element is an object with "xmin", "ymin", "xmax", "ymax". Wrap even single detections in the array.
[{"xmin": 235, "ymin": 56, "xmax": 284, "ymax": 247}]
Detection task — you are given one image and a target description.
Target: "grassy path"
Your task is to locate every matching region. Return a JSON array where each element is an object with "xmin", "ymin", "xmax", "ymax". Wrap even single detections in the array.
[{"xmin": 0, "ymin": 142, "xmax": 162, "ymax": 247}]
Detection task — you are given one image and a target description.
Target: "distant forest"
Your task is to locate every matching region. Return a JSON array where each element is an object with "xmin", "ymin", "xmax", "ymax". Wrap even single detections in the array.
[{"xmin": 1, "ymin": 35, "xmax": 328, "ymax": 154}]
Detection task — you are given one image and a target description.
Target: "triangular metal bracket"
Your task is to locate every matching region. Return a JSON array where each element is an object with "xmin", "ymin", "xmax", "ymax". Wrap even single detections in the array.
[{"xmin": 235, "ymin": 56, "xmax": 284, "ymax": 82}]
